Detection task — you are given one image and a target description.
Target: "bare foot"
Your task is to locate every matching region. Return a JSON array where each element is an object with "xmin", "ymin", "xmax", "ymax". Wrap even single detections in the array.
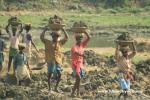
[
  {"xmin": 77, "ymin": 93, "xmax": 81, "ymax": 98},
  {"xmin": 71, "ymin": 93, "xmax": 76, "ymax": 97},
  {"xmin": 54, "ymin": 88, "xmax": 63, "ymax": 93}
]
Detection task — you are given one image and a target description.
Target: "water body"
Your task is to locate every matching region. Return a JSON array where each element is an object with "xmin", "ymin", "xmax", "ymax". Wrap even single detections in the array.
[{"xmin": 64, "ymin": 36, "xmax": 116, "ymax": 48}]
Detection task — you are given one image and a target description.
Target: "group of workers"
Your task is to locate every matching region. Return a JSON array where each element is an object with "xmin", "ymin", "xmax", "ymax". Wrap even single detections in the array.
[{"xmin": 0, "ymin": 16, "xmax": 137, "ymax": 97}]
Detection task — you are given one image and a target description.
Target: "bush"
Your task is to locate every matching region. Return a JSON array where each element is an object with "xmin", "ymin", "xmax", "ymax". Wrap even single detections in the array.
[
  {"xmin": 128, "ymin": 8, "xmax": 143, "ymax": 14},
  {"xmin": 105, "ymin": 0, "xmax": 127, "ymax": 8},
  {"xmin": 144, "ymin": 6, "xmax": 150, "ymax": 12},
  {"xmin": 107, "ymin": 9, "xmax": 118, "ymax": 14},
  {"xmin": 96, "ymin": 7, "xmax": 104, "ymax": 13}
]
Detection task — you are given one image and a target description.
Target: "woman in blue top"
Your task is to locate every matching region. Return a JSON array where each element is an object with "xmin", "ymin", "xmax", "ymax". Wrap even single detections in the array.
[{"xmin": 13, "ymin": 43, "xmax": 32, "ymax": 85}]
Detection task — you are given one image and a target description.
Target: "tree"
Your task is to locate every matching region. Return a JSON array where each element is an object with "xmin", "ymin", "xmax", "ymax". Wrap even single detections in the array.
[{"xmin": 105, "ymin": 0, "xmax": 131, "ymax": 8}]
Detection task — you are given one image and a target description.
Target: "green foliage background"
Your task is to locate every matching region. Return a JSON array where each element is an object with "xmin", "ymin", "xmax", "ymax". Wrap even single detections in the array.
[{"xmin": 0, "ymin": 0, "xmax": 150, "ymax": 11}]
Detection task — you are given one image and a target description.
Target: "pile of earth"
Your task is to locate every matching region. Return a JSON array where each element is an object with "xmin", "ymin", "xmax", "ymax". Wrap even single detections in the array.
[
  {"xmin": 136, "ymin": 42, "xmax": 150, "ymax": 52},
  {"xmin": 0, "ymin": 69, "xmax": 150, "ymax": 100},
  {"xmin": 64, "ymin": 50, "xmax": 116, "ymax": 67},
  {"xmin": 0, "ymin": 73, "xmax": 68, "ymax": 100},
  {"xmin": 136, "ymin": 59, "xmax": 150, "ymax": 75}
]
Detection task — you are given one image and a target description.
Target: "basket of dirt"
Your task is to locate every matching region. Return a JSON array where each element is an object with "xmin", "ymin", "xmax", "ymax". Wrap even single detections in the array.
[
  {"xmin": 48, "ymin": 15, "xmax": 65, "ymax": 31},
  {"xmin": 115, "ymin": 32, "xmax": 134, "ymax": 47},
  {"xmin": 71, "ymin": 21, "xmax": 88, "ymax": 33},
  {"xmin": 8, "ymin": 16, "xmax": 21, "ymax": 27}
]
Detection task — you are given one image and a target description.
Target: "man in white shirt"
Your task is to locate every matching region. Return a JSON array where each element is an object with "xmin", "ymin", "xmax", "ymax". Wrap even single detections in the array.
[{"xmin": 22, "ymin": 23, "xmax": 38, "ymax": 59}]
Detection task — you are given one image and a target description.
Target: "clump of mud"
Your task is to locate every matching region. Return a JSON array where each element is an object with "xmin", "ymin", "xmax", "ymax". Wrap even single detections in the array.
[
  {"xmin": 0, "ymin": 55, "xmax": 150, "ymax": 99},
  {"xmin": 136, "ymin": 59, "xmax": 150, "ymax": 75},
  {"xmin": 0, "ymin": 69, "xmax": 150, "ymax": 100}
]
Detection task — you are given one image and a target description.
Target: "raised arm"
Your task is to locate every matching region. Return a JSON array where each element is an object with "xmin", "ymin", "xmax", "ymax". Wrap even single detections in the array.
[
  {"xmin": 40, "ymin": 27, "xmax": 47, "ymax": 43},
  {"xmin": 84, "ymin": 30, "xmax": 91, "ymax": 41},
  {"xmin": 82, "ymin": 30, "xmax": 91, "ymax": 47},
  {"xmin": 17, "ymin": 23, "xmax": 23, "ymax": 37},
  {"xmin": 5, "ymin": 23, "xmax": 11, "ymax": 37},
  {"xmin": 60, "ymin": 28, "xmax": 69, "ymax": 45},
  {"xmin": 62, "ymin": 28, "xmax": 69, "ymax": 40},
  {"xmin": 115, "ymin": 42, "xmax": 120, "ymax": 61},
  {"xmin": 129, "ymin": 42, "xmax": 137, "ymax": 58}
]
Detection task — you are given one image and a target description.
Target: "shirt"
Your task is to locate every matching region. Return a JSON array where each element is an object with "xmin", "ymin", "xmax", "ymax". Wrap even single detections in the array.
[
  {"xmin": 40, "ymin": 35, "xmax": 67, "ymax": 65},
  {"xmin": 117, "ymin": 52, "xmax": 132, "ymax": 72},
  {"xmin": 71, "ymin": 39, "xmax": 88, "ymax": 68},
  {"xmin": 13, "ymin": 53, "xmax": 27, "ymax": 67},
  {"xmin": 23, "ymin": 33, "xmax": 32, "ymax": 54}
]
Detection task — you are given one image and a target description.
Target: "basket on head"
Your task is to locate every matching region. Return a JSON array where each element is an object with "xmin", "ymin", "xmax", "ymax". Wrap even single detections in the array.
[
  {"xmin": 115, "ymin": 32, "xmax": 134, "ymax": 47},
  {"xmin": 71, "ymin": 27, "xmax": 87, "ymax": 33},
  {"xmin": 71, "ymin": 21, "xmax": 88, "ymax": 33},
  {"xmin": 18, "ymin": 43, "xmax": 26, "ymax": 50},
  {"xmin": 48, "ymin": 15, "xmax": 65, "ymax": 31},
  {"xmin": 9, "ymin": 16, "xmax": 21, "ymax": 26},
  {"xmin": 115, "ymin": 40, "xmax": 134, "ymax": 47},
  {"xmin": 49, "ymin": 23, "xmax": 65, "ymax": 31}
]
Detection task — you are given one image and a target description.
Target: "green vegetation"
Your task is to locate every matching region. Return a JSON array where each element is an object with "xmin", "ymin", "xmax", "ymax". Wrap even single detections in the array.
[
  {"xmin": 1, "ymin": 14, "xmax": 150, "ymax": 28},
  {"xmin": 0, "ymin": 0, "xmax": 150, "ymax": 14}
]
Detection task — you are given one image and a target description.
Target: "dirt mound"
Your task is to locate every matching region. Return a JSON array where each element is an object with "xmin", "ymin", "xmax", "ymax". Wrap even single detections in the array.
[
  {"xmin": 136, "ymin": 59, "xmax": 150, "ymax": 75},
  {"xmin": 64, "ymin": 50, "xmax": 116, "ymax": 67},
  {"xmin": 0, "ymin": 68, "xmax": 150, "ymax": 99},
  {"xmin": 137, "ymin": 42, "xmax": 150, "ymax": 52}
]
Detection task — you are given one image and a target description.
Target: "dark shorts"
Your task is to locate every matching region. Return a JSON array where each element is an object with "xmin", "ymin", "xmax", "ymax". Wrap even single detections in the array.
[
  {"xmin": 9, "ymin": 47, "xmax": 18, "ymax": 57},
  {"xmin": 72, "ymin": 68, "xmax": 85, "ymax": 78},
  {"xmin": 47, "ymin": 63, "xmax": 62, "ymax": 74}
]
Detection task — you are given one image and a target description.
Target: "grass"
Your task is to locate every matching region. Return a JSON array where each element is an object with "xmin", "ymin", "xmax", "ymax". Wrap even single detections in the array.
[
  {"xmin": 1, "ymin": 13, "xmax": 149, "ymax": 47},
  {"xmin": 1, "ymin": 13, "xmax": 150, "ymax": 28}
]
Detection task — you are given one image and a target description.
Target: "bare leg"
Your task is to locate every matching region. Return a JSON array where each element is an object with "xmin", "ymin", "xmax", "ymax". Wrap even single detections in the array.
[
  {"xmin": 54, "ymin": 71, "xmax": 61, "ymax": 92},
  {"xmin": 48, "ymin": 73, "xmax": 52, "ymax": 91},
  {"xmin": 76, "ymin": 76, "xmax": 81, "ymax": 97},
  {"xmin": 71, "ymin": 75, "xmax": 80, "ymax": 97},
  {"xmin": 7, "ymin": 56, "xmax": 13, "ymax": 74},
  {"xmin": 123, "ymin": 89, "xmax": 128, "ymax": 100},
  {"xmin": 18, "ymin": 80, "xmax": 21, "ymax": 85},
  {"xmin": 0, "ymin": 64, "xmax": 3, "ymax": 78}
]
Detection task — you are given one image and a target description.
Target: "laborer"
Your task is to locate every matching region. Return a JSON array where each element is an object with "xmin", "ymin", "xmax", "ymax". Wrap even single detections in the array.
[
  {"xmin": 115, "ymin": 42, "xmax": 136, "ymax": 96},
  {"xmin": 5, "ymin": 16, "xmax": 23, "ymax": 75},
  {"xmin": 13, "ymin": 43, "xmax": 32, "ymax": 85},
  {"xmin": 40, "ymin": 27, "xmax": 68, "ymax": 92},
  {"xmin": 71, "ymin": 31, "xmax": 90, "ymax": 97}
]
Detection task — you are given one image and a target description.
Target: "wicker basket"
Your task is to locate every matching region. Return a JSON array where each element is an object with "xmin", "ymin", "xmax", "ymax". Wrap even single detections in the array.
[
  {"xmin": 115, "ymin": 40, "xmax": 134, "ymax": 47},
  {"xmin": 71, "ymin": 27, "xmax": 87, "ymax": 33},
  {"xmin": 49, "ymin": 23, "xmax": 65, "ymax": 31}
]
